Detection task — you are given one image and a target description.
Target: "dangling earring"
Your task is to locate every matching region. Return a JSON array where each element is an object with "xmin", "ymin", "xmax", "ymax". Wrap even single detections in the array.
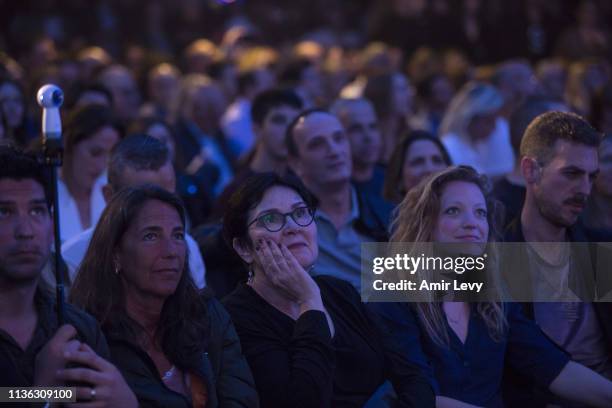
[
  {"xmin": 247, "ymin": 264, "xmax": 254, "ymax": 284},
  {"xmin": 114, "ymin": 264, "xmax": 121, "ymax": 275}
]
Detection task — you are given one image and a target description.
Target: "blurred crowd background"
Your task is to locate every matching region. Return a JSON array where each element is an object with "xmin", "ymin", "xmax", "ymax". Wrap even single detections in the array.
[{"xmin": 1, "ymin": 0, "xmax": 611, "ymax": 232}]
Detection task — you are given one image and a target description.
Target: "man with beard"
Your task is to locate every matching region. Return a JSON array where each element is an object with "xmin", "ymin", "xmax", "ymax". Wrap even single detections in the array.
[
  {"xmin": 0, "ymin": 146, "xmax": 136, "ymax": 406},
  {"xmin": 504, "ymin": 111, "xmax": 612, "ymax": 405}
]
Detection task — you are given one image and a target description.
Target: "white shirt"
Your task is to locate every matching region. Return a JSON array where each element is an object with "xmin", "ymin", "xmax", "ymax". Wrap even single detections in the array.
[
  {"xmin": 57, "ymin": 176, "xmax": 107, "ymax": 243},
  {"xmin": 61, "ymin": 228, "xmax": 207, "ymax": 289},
  {"xmin": 441, "ymin": 117, "xmax": 515, "ymax": 177}
]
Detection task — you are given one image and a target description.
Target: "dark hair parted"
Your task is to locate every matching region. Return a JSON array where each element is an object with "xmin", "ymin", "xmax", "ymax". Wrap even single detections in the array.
[
  {"xmin": 69, "ymin": 185, "xmax": 210, "ymax": 373},
  {"xmin": 284, "ymin": 108, "xmax": 331, "ymax": 157},
  {"xmin": 251, "ymin": 88, "xmax": 303, "ymax": 126},
  {"xmin": 107, "ymin": 134, "xmax": 169, "ymax": 190},
  {"xmin": 383, "ymin": 130, "xmax": 451, "ymax": 203},
  {"xmin": 0, "ymin": 145, "xmax": 51, "ymax": 208},
  {"xmin": 520, "ymin": 111, "xmax": 602, "ymax": 164},
  {"xmin": 64, "ymin": 104, "xmax": 118, "ymax": 154},
  {"xmin": 222, "ymin": 172, "xmax": 317, "ymax": 249}
]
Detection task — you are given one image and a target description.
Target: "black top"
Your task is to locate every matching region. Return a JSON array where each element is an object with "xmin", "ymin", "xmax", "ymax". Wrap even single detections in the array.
[
  {"xmin": 222, "ymin": 275, "xmax": 434, "ymax": 408},
  {"xmin": 105, "ymin": 297, "xmax": 258, "ymax": 408},
  {"xmin": 0, "ymin": 288, "xmax": 109, "ymax": 390}
]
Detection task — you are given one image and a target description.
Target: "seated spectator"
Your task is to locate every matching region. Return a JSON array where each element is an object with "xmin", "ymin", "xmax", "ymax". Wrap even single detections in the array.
[
  {"xmin": 492, "ymin": 98, "xmax": 569, "ymax": 228},
  {"xmin": 409, "ymin": 73, "xmax": 454, "ymax": 135},
  {"xmin": 222, "ymin": 172, "xmax": 435, "ymax": 407},
  {"xmin": 363, "ymin": 72, "xmax": 414, "ymax": 163},
  {"xmin": 286, "ymin": 109, "xmax": 393, "ymax": 289},
  {"xmin": 383, "ymin": 130, "xmax": 451, "ymax": 204},
  {"xmin": 129, "ymin": 117, "xmax": 214, "ymax": 225},
  {"xmin": 212, "ymin": 88, "xmax": 302, "ymax": 219},
  {"xmin": 58, "ymin": 104, "xmax": 120, "ymax": 242},
  {"xmin": 0, "ymin": 78, "xmax": 38, "ymax": 148},
  {"xmin": 330, "ymin": 97, "xmax": 386, "ymax": 199},
  {"xmin": 97, "ymin": 64, "xmax": 141, "ymax": 126},
  {"xmin": 370, "ymin": 165, "xmax": 612, "ymax": 407},
  {"xmin": 439, "ymin": 82, "xmax": 515, "ymax": 177},
  {"xmin": 0, "ymin": 146, "xmax": 137, "ymax": 406},
  {"xmin": 61, "ymin": 134, "xmax": 206, "ymax": 289},
  {"xmin": 140, "ymin": 62, "xmax": 181, "ymax": 121},
  {"xmin": 221, "ymin": 63, "xmax": 276, "ymax": 159},
  {"xmin": 69, "ymin": 185, "xmax": 258, "ymax": 407}
]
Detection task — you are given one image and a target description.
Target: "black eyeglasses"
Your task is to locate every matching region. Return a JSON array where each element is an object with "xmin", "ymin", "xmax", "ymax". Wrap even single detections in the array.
[{"xmin": 247, "ymin": 206, "xmax": 316, "ymax": 232}]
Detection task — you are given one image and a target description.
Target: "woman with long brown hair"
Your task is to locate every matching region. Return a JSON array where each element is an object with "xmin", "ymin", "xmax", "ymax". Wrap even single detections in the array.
[
  {"xmin": 70, "ymin": 185, "xmax": 258, "ymax": 407},
  {"xmin": 370, "ymin": 166, "xmax": 612, "ymax": 407}
]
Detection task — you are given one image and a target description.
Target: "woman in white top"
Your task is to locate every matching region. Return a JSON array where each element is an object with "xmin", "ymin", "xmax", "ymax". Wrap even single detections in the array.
[
  {"xmin": 59, "ymin": 104, "xmax": 120, "ymax": 241},
  {"xmin": 439, "ymin": 82, "xmax": 514, "ymax": 178}
]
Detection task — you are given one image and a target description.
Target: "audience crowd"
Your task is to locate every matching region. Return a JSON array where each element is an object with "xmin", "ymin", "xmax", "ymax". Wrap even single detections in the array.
[{"xmin": 2, "ymin": 0, "xmax": 612, "ymax": 407}]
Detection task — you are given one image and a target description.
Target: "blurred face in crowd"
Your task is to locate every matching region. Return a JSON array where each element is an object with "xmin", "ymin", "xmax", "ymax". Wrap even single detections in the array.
[
  {"xmin": 115, "ymin": 199, "xmax": 186, "ymax": 299},
  {"xmin": 0, "ymin": 178, "xmax": 52, "ymax": 284},
  {"xmin": 341, "ymin": 101, "xmax": 382, "ymax": 168},
  {"xmin": 527, "ymin": 140, "xmax": 599, "ymax": 228},
  {"xmin": 300, "ymin": 65, "xmax": 324, "ymax": 101},
  {"xmin": 69, "ymin": 126, "xmax": 120, "ymax": 192},
  {"xmin": 594, "ymin": 139, "xmax": 612, "ymax": 199},
  {"xmin": 191, "ymin": 83, "xmax": 227, "ymax": 134},
  {"xmin": 402, "ymin": 139, "xmax": 448, "ymax": 193},
  {"xmin": 148, "ymin": 64, "xmax": 180, "ymax": 109},
  {"xmin": 240, "ymin": 185, "xmax": 318, "ymax": 270},
  {"xmin": 392, "ymin": 73, "xmax": 412, "ymax": 116},
  {"xmin": 0, "ymin": 82, "xmax": 24, "ymax": 128},
  {"xmin": 146, "ymin": 123, "xmax": 176, "ymax": 162},
  {"xmin": 468, "ymin": 111, "xmax": 498, "ymax": 142},
  {"xmin": 430, "ymin": 76, "xmax": 454, "ymax": 111},
  {"xmin": 291, "ymin": 112, "xmax": 352, "ymax": 187},
  {"xmin": 433, "ymin": 180, "xmax": 489, "ymax": 254},
  {"xmin": 100, "ymin": 66, "xmax": 141, "ymax": 122},
  {"xmin": 257, "ymin": 105, "xmax": 300, "ymax": 160}
]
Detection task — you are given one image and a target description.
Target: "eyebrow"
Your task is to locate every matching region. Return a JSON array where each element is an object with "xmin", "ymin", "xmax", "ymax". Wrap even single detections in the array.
[
  {"xmin": 254, "ymin": 201, "xmax": 306, "ymax": 217},
  {"xmin": 561, "ymin": 165, "xmax": 600, "ymax": 176},
  {"xmin": 139, "ymin": 225, "xmax": 184, "ymax": 233}
]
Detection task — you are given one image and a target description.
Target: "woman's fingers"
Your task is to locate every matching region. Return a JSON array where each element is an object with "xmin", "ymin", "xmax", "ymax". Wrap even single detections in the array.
[
  {"xmin": 57, "ymin": 367, "xmax": 105, "ymax": 385},
  {"xmin": 76, "ymin": 343, "xmax": 115, "ymax": 372}
]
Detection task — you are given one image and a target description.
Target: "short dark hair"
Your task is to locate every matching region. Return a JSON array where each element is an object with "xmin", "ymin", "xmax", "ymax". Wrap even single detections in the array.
[
  {"xmin": 509, "ymin": 97, "xmax": 559, "ymax": 154},
  {"xmin": 520, "ymin": 111, "xmax": 602, "ymax": 164},
  {"xmin": 64, "ymin": 104, "xmax": 118, "ymax": 154},
  {"xmin": 284, "ymin": 108, "xmax": 331, "ymax": 157},
  {"xmin": 223, "ymin": 172, "xmax": 317, "ymax": 249},
  {"xmin": 107, "ymin": 134, "xmax": 169, "ymax": 190},
  {"xmin": 0, "ymin": 145, "xmax": 51, "ymax": 208},
  {"xmin": 251, "ymin": 88, "xmax": 303, "ymax": 126}
]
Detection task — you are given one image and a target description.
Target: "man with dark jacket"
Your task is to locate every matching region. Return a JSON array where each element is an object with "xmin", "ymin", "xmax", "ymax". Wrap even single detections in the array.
[
  {"xmin": 503, "ymin": 111, "xmax": 612, "ymax": 405},
  {"xmin": 0, "ymin": 146, "xmax": 136, "ymax": 406}
]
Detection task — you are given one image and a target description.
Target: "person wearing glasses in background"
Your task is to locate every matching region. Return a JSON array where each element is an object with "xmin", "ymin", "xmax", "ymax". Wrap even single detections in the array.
[{"xmin": 221, "ymin": 172, "xmax": 434, "ymax": 408}]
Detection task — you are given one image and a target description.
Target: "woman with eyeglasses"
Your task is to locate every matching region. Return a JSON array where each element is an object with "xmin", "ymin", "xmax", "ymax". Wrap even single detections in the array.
[{"xmin": 222, "ymin": 172, "xmax": 435, "ymax": 408}]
